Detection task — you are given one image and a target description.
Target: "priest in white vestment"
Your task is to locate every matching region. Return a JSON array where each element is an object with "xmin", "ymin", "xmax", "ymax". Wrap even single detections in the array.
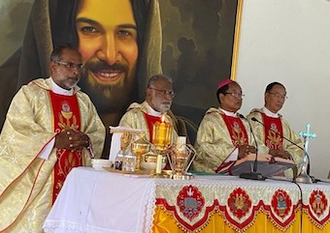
[{"xmin": 0, "ymin": 45, "xmax": 105, "ymax": 232}]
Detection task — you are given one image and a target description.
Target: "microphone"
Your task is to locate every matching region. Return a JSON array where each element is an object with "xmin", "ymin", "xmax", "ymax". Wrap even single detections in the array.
[
  {"xmin": 251, "ymin": 117, "xmax": 314, "ymax": 184},
  {"xmin": 238, "ymin": 114, "xmax": 265, "ymax": 180}
]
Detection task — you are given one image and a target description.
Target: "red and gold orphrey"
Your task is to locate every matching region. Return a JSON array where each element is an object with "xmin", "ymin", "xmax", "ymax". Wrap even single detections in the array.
[
  {"xmin": 261, "ymin": 113, "xmax": 283, "ymax": 149},
  {"xmin": 49, "ymin": 91, "xmax": 83, "ymax": 204},
  {"xmin": 221, "ymin": 114, "xmax": 248, "ymax": 147}
]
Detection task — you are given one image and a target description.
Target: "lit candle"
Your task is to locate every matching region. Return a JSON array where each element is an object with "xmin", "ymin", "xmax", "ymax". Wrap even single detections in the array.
[
  {"xmin": 158, "ymin": 115, "xmax": 167, "ymax": 146},
  {"xmin": 156, "ymin": 154, "xmax": 163, "ymax": 174}
]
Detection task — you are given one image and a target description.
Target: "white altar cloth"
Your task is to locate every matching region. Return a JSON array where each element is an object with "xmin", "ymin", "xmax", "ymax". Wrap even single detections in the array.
[
  {"xmin": 43, "ymin": 167, "xmax": 330, "ymax": 233},
  {"xmin": 43, "ymin": 167, "xmax": 156, "ymax": 233}
]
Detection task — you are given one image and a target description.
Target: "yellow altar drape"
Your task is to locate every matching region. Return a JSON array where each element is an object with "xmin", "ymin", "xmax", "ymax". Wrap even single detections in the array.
[{"xmin": 153, "ymin": 206, "xmax": 314, "ymax": 233}]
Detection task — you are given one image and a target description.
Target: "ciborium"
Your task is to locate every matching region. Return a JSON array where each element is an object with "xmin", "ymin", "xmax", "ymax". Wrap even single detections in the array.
[
  {"xmin": 131, "ymin": 138, "xmax": 151, "ymax": 171},
  {"xmin": 168, "ymin": 144, "xmax": 196, "ymax": 180}
]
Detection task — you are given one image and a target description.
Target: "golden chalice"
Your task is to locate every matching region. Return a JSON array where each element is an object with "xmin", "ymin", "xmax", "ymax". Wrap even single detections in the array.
[{"xmin": 131, "ymin": 138, "xmax": 151, "ymax": 171}]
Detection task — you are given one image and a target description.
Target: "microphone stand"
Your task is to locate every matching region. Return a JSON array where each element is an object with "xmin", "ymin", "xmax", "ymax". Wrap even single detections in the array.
[
  {"xmin": 251, "ymin": 117, "xmax": 314, "ymax": 184},
  {"xmin": 238, "ymin": 114, "xmax": 265, "ymax": 181}
]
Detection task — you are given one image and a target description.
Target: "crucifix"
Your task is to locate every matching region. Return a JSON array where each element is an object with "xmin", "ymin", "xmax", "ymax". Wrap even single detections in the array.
[
  {"xmin": 295, "ymin": 124, "xmax": 316, "ymax": 184},
  {"xmin": 299, "ymin": 123, "xmax": 317, "ymax": 153}
]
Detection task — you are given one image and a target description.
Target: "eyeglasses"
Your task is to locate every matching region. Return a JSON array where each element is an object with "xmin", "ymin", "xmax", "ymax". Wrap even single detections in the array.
[
  {"xmin": 223, "ymin": 92, "xmax": 245, "ymax": 99},
  {"xmin": 149, "ymin": 87, "xmax": 175, "ymax": 98},
  {"xmin": 54, "ymin": 61, "xmax": 84, "ymax": 70},
  {"xmin": 268, "ymin": 92, "xmax": 288, "ymax": 100}
]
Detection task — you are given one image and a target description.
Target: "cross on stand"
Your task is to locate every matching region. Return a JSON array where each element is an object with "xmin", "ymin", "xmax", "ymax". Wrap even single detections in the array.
[
  {"xmin": 295, "ymin": 124, "xmax": 316, "ymax": 184},
  {"xmin": 299, "ymin": 123, "xmax": 317, "ymax": 153}
]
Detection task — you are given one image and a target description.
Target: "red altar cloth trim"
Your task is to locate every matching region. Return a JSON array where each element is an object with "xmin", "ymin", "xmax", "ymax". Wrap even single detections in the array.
[
  {"xmin": 303, "ymin": 204, "xmax": 330, "ymax": 228},
  {"xmin": 219, "ymin": 196, "xmax": 263, "ymax": 232},
  {"xmin": 262, "ymin": 189, "xmax": 300, "ymax": 230},
  {"xmin": 156, "ymin": 197, "xmax": 299, "ymax": 232},
  {"xmin": 156, "ymin": 198, "xmax": 219, "ymax": 232},
  {"xmin": 263, "ymin": 200, "xmax": 300, "ymax": 231},
  {"xmin": 302, "ymin": 189, "xmax": 330, "ymax": 229}
]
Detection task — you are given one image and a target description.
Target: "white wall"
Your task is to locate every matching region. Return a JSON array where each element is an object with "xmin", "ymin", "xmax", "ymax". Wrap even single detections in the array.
[{"xmin": 237, "ymin": 0, "xmax": 330, "ymax": 179}]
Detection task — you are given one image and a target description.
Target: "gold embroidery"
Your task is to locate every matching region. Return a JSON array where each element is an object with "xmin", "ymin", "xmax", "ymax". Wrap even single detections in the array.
[{"xmin": 232, "ymin": 122, "xmax": 247, "ymax": 146}]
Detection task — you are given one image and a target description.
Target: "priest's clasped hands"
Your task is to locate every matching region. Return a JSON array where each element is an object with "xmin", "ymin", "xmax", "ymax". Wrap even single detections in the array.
[
  {"xmin": 55, "ymin": 128, "xmax": 89, "ymax": 151},
  {"xmin": 237, "ymin": 145, "xmax": 292, "ymax": 160}
]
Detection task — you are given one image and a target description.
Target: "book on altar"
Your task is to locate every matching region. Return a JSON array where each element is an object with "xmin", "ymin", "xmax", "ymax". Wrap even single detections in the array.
[{"xmin": 219, "ymin": 154, "xmax": 296, "ymax": 177}]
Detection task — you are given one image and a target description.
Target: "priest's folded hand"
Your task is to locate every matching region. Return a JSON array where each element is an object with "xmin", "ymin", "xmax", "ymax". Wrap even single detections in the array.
[{"xmin": 55, "ymin": 129, "xmax": 89, "ymax": 151}]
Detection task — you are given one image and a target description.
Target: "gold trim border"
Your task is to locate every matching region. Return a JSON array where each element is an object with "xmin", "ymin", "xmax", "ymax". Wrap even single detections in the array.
[{"xmin": 231, "ymin": 0, "xmax": 244, "ymax": 81}]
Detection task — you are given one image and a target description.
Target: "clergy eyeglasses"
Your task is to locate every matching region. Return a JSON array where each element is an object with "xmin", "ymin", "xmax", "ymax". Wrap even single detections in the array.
[
  {"xmin": 54, "ymin": 61, "xmax": 84, "ymax": 70},
  {"xmin": 268, "ymin": 92, "xmax": 288, "ymax": 100},
  {"xmin": 224, "ymin": 92, "xmax": 245, "ymax": 99},
  {"xmin": 149, "ymin": 87, "xmax": 175, "ymax": 98}
]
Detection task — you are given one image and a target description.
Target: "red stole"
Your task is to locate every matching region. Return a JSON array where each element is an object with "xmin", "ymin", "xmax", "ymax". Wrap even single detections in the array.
[
  {"xmin": 49, "ymin": 91, "xmax": 83, "ymax": 204},
  {"xmin": 144, "ymin": 113, "xmax": 162, "ymax": 142},
  {"xmin": 221, "ymin": 114, "xmax": 249, "ymax": 147},
  {"xmin": 261, "ymin": 113, "xmax": 283, "ymax": 149}
]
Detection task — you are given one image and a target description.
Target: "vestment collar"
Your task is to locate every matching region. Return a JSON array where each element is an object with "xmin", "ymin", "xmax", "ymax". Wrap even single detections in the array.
[
  {"xmin": 142, "ymin": 101, "xmax": 162, "ymax": 117},
  {"xmin": 262, "ymin": 107, "xmax": 279, "ymax": 118},
  {"xmin": 219, "ymin": 107, "xmax": 237, "ymax": 117},
  {"xmin": 50, "ymin": 77, "xmax": 73, "ymax": 96}
]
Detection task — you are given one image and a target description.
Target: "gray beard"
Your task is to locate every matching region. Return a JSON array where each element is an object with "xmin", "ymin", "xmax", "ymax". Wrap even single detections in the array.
[{"xmin": 159, "ymin": 103, "xmax": 171, "ymax": 113}]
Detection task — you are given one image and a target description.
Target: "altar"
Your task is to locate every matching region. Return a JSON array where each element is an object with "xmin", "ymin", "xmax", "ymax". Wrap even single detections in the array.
[{"xmin": 43, "ymin": 167, "xmax": 330, "ymax": 233}]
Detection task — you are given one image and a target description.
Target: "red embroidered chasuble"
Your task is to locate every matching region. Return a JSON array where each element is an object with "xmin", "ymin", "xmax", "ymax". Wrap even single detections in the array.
[
  {"xmin": 221, "ymin": 114, "xmax": 249, "ymax": 147},
  {"xmin": 144, "ymin": 113, "xmax": 162, "ymax": 142},
  {"xmin": 49, "ymin": 91, "xmax": 83, "ymax": 204},
  {"xmin": 261, "ymin": 113, "xmax": 283, "ymax": 149},
  {"xmin": 215, "ymin": 114, "xmax": 249, "ymax": 174}
]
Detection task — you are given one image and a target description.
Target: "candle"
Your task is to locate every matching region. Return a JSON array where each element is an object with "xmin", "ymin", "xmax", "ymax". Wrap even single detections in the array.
[
  {"xmin": 158, "ymin": 120, "xmax": 166, "ymax": 146},
  {"xmin": 156, "ymin": 154, "xmax": 163, "ymax": 174},
  {"xmin": 176, "ymin": 136, "xmax": 186, "ymax": 150},
  {"xmin": 152, "ymin": 115, "xmax": 165, "ymax": 146},
  {"xmin": 152, "ymin": 115, "xmax": 173, "ymax": 148}
]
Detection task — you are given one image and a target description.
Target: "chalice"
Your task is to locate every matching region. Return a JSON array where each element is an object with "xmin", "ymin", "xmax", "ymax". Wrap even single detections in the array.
[{"xmin": 131, "ymin": 138, "xmax": 151, "ymax": 171}]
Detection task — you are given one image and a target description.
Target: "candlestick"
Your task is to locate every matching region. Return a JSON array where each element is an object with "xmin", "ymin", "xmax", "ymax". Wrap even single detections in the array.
[
  {"xmin": 176, "ymin": 136, "xmax": 186, "ymax": 151},
  {"xmin": 155, "ymin": 154, "xmax": 163, "ymax": 174},
  {"xmin": 158, "ymin": 121, "xmax": 166, "ymax": 145},
  {"xmin": 152, "ymin": 114, "xmax": 173, "ymax": 150}
]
